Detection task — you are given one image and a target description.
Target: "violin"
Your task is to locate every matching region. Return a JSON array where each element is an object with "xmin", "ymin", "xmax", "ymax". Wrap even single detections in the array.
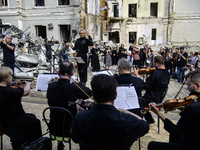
[
  {"xmin": 69, "ymin": 99, "xmax": 95, "ymax": 110},
  {"xmin": 141, "ymin": 95, "xmax": 198, "ymax": 114},
  {"xmin": 138, "ymin": 67, "xmax": 156, "ymax": 75},
  {"xmin": 10, "ymin": 80, "xmax": 26, "ymax": 88}
]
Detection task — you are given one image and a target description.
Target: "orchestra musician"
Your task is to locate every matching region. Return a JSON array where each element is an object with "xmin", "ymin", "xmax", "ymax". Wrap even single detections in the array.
[
  {"xmin": 116, "ymin": 58, "xmax": 144, "ymax": 97},
  {"xmin": 0, "ymin": 67, "xmax": 42, "ymax": 150},
  {"xmin": 71, "ymin": 74, "xmax": 149, "ymax": 149},
  {"xmin": 148, "ymin": 70, "xmax": 200, "ymax": 150},
  {"xmin": 47, "ymin": 60, "xmax": 92, "ymax": 116},
  {"xmin": 47, "ymin": 60, "xmax": 92, "ymax": 138},
  {"xmin": 73, "ymin": 28, "xmax": 93, "ymax": 86},
  {"xmin": 133, "ymin": 55, "xmax": 170, "ymax": 123}
]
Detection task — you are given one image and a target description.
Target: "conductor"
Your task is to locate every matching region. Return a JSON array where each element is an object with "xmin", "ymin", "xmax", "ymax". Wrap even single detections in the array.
[{"xmin": 73, "ymin": 28, "xmax": 93, "ymax": 85}]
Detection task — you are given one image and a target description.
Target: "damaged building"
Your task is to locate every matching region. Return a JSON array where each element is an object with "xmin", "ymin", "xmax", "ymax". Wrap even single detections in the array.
[
  {"xmin": 0, "ymin": 0, "xmax": 80, "ymax": 43},
  {"xmin": 106, "ymin": 0, "xmax": 200, "ymax": 49}
]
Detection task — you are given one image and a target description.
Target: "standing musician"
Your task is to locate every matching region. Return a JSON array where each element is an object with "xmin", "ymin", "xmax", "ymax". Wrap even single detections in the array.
[
  {"xmin": 133, "ymin": 55, "xmax": 170, "ymax": 123},
  {"xmin": 148, "ymin": 70, "xmax": 200, "ymax": 150},
  {"xmin": 71, "ymin": 74, "xmax": 149, "ymax": 150},
  {"xmin": 0, "ymin": 67, "xmax": 42, "ymax": 150},
  {"xmin": 73, "ymin": 28, "xmax": 93, "ymax": 86},
  {"xmin": 0, "ymin": 35, "xmax": 15, "ymax": 76}
]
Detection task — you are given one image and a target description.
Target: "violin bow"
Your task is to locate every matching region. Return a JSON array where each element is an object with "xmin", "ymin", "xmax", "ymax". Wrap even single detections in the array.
[
  {"xmin": 39, "ymin": 43, "xmax": 93, "ymax": 100},
  {"xmin": 174, "ymin": 79, "xmax": 187, "ymax": 99}
]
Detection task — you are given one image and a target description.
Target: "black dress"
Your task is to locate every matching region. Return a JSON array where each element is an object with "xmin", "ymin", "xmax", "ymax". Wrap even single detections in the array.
[
  {"xmin": 91, "ymin": 48, "xmax": 100, "ymax": 71},
  {"xmin": 112, "ymin": 49, "xmax": 117, "ymax": 65}
]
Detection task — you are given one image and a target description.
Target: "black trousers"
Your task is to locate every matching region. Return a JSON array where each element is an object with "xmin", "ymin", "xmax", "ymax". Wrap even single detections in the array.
[
  {"xmin": 77, "ymin": 53, "xmax": 87, "ymax": 84},
  {"xmin": 148, "ymin": 141, "xmax": 185, "ymax": 150}
]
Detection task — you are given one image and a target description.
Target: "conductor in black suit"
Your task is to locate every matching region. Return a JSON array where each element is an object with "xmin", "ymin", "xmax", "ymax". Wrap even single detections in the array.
[{"xmin": 73, "ymin": 28, "xmax": 93, "ymax": 85}]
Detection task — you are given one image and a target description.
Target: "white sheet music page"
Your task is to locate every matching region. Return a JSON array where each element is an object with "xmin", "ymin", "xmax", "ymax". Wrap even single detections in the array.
[
  {"xmin": 114, "ymin": 86, "xmax": 140, "ymax": 110},
  {"xmin": 35, "ymin": 74, "xmax": 75, "ymax": 91}
]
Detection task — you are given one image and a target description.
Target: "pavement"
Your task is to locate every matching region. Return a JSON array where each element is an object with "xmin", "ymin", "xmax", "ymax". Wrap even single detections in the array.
[{"xmin": 1, "ymin": 63, "xmax": 189, "ymax": 150}]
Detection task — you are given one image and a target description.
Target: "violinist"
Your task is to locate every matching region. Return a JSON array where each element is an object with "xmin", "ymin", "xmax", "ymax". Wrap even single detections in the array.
[
  {"xmin": 71, "ymin": 74, "xmax": 149, "ymax": 149},
  {"xmin": 0, "ymin": 67, "xmax": 42, "ymax": 149},
  {"xmin": 133, "ymin": 55, "xmax": 170, "ymax": 124},
  {"xmin": 148, "ymin": 70, "xmax": 200, "ymax": 150},
  {"xmin": 47, "ymin": 60, "xmax": 92, "ymax": 116}
]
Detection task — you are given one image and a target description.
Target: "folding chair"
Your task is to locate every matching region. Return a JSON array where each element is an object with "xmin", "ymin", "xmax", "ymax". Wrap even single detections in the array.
[{"xmin": 43, "ymin": 106, "xmax": 73, "ymax": 150}]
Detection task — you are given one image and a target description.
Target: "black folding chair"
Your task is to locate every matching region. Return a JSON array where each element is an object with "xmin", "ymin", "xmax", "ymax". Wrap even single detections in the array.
[{"xmin": 43, "ymin": 106, "xmax": 73, "ymax": 150}]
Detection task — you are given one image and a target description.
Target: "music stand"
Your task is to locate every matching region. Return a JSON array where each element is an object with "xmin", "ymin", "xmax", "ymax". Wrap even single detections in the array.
[{"xmin": 69, "ymin": 57, "xmax": 85, "ymax": 82}]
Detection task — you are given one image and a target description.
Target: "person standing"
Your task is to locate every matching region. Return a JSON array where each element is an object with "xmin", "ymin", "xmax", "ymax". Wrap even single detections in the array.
[
  {"xmin": 112, "ymin": 46, "xmax": 117, "ymax": 66},
  {"xmin": 73, "ymin": 28, "xmax": 93, "ymax": 85},
  {"xmin": 104, "ymin": 46, "xmax": 112, "ymax": 70},
  {"xmin": 71, "ymin": 74, "xmax": 149, "ymax": 150},
  {"xmin": 0, "ymin": 35, "xmax": 15, "ymax": 76},
  {"xmin": 44, "ymin": 37, "xmax": 54, "ymax": 62},
  {"xmin": 60, "ymin": 40, "xmax": 69, "ymax": 61},
  {"xmin": 177, "ymin": 47, "xmax": 188, "ymax": 83},
  {"xmin": 132, "ymin": 45, "xmax": 141, "ymax": 69},
  {"xmin": 90, "ymin": 45, "xmax": 100, "ymax": 71}
]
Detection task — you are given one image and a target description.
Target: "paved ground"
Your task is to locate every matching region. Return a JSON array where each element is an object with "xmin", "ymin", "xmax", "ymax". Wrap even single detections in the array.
[{"xmin": 1, "ymin": 63, "xmax": 190, "ymax": 150}]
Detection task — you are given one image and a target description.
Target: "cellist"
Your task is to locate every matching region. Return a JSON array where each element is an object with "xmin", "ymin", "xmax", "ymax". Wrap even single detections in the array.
[{"xmin": 148, "ymin": 70, "xmax": 200, "ymax": 150}]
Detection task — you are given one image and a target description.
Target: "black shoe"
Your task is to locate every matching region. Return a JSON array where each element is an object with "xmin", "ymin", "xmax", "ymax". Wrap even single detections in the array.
[{"xmin": 144, "ymin": 112, "xmax": 155, "ymax": 124}]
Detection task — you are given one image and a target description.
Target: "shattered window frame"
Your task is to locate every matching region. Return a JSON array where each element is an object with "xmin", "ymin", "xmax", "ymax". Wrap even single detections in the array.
[
  {"xmin": 150, "ymin": 2, "xmax": 158, "ymax": 17},
  {"xmin": 0, "ymin": 0, "xmax": 8, "ymax": 7},
  {"xmin": 113, "ymin": 4, "xmax": 119, "ymax": 17},
  {"xmin": 129, "ymin": 4, "xmax": 137, "ymax": 18},
  {"xmin": 58, "ymin": 0, "xmax": 70, "ymax": 6},
  {"xmin": 129, "ymin": 32, "xmax": 137, "ymax": 44},
  {"xmin": 151, "ymin": 28, "xmax": 157, "ymax": 40},
  {"xmin": 35, "ymin": 0, "xmax": 45, "ymax": 7}
]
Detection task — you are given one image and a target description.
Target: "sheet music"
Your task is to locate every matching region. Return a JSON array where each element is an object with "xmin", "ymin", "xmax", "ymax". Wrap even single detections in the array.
[
  {"xmin": 35, "ymin": 74, "xmax": 75, "ymax": 91},
  {"xmin": 114, "ymin": 86, "xmax": 140, "ymax": 110},
  {"xmin": 93, "ymin": 70, "xmax": 113, "ymax": 76},
  {"xmin": 68, "ymin": 57, "xmax": 85, "ymax": 64}
]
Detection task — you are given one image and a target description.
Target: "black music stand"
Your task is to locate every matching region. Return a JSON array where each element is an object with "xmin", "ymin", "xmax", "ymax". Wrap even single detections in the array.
[{"xmin": 68, "ymin": 57, "xmax": 85, "ymax": 82}]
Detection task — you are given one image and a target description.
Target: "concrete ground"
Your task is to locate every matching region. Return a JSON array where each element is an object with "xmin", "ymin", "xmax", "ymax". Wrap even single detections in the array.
[{"xmin": 1, "ymin": 63, "xmax": 189, "ymax": 150}]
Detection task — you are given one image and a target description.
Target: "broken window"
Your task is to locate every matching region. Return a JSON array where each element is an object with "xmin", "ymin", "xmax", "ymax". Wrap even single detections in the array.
[
  {"xmin": 129, "ymin": 32, "xmax": 137, "ymax": 44},
  {"xmin": 109, "ymin": 32, "xmax": 119, "ymax": 43},
  {"xmin": 129, "ymin": 4, "xmax": 137, "ymax": 18},
  {"xmin": 0, "ymin": 0, "xmax": 8, "ymax": 7},
  {"xmin": 151, "ymin": 29, "xmax": 157, "ymax": 40},
  {"xmin": 113, "ymin": 4, "xmax": 119, "ymax": 17},
  {"xmin": 150, "ymin": 3, "xmax": 158, "ymax": 17},
  {"xmin": 59, "ymin": 25, "xmax": 70, "ymax": 42},
  {"xmin": 58, "ymin": 0, "xmax": 69, "ymax": 5},
  {"xmin": 35, "ymin": 0, "xmax": 45, "ymax": 7},
  {"xmin": 35, "ymin": 25, "xmax": 46, "ymax": 39}
]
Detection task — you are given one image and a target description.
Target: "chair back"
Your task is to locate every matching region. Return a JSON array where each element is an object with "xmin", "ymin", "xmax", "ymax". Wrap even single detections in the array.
[{"xmin": 43, "ymin": 106, "xmax": 73, "ymax": 142}]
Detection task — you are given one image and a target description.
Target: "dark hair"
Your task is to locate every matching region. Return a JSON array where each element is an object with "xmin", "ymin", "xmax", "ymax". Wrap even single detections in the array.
[
  {"xmin": 59, "ymin": 61, "xmax": 74, "ymax": 75},
  {"xmin": 91, "ymin": 74, "xmax": 117, "ymax": 103},
  {"xmin": 44, "ymin": 38, "xmax": 48, "ymax": 43},
  {"xmin": 154, "ymin": 55, "xmax": 165, "ymax": 65},
  {"xmin": 185, "ymin": 70, "xmax": 200, "ymax": 83},
  {"xmin": 180, "ymin": 47, "xmax": 184, "ymax": 50},
  {"xmin": 63, "ymin": 40, "xmax": 67, "ymax": 44}
]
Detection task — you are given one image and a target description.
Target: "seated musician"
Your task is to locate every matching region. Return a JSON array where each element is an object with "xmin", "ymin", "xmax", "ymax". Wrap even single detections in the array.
[
  {"xmin": 71, "ymin": 74, "xmax": 149, "ymax": 150},
  {"xmin": 133, "ymin": 55, "xmax": 170, "ymax": 123},
  {"xmin": 0, "ymin": 67, "xmax": 42, "ymax": 150},
  {"xmin": 47, "ymin": 60, "xmax": 92, "ymax": 136},
  {"xmin": 116, "ymin": 58, "xmax": 144, "ymax": 97},
  {"xmin": 148, "ymin": 70, "xmax": 200, "ymax": 150}
]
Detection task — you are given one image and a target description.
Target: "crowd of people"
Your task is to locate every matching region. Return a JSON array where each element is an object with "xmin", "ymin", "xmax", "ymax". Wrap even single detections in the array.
[{"xmin": 0, "ymin": 28, "xmax": 200, "ymax": 150}]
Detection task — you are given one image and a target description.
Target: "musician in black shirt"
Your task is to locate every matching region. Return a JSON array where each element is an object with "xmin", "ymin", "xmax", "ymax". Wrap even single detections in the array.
[
  {"xmin": 73, "ymin": 28, "xmax": 93, "ymax": 85},
  {"xmin": 148, "ymin": 70, "xmax": 200, "ymax": 150},
  {"xmin": 0, "ymin": 67, "xmax": 42, "ymax": 150}
]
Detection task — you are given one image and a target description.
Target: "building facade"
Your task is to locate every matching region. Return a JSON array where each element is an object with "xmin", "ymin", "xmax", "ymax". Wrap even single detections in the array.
[{"xmin": 0, "ymin": 0, "xmax": 80, "ymax": 43}]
